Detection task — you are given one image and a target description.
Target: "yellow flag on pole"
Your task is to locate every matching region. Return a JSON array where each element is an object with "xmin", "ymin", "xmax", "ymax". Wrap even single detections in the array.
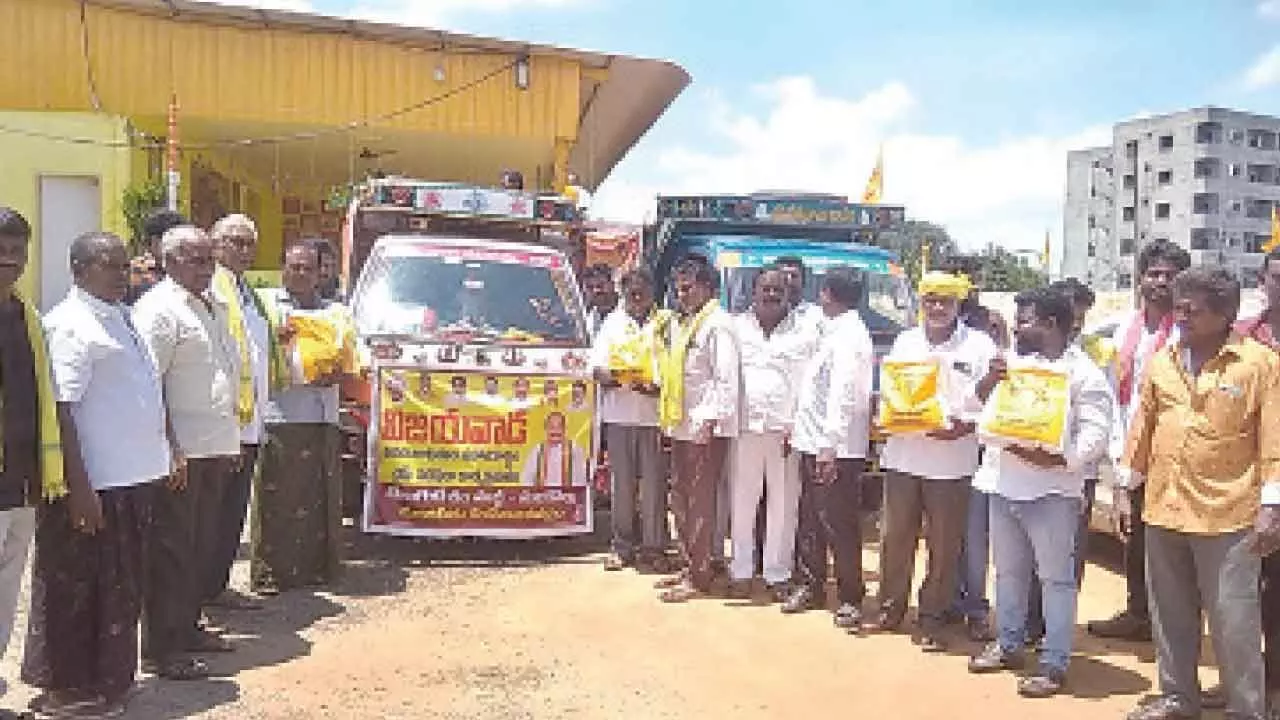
[
  {"xmin": 862, "ymin": 145, "xmax": 884, "ymax": 204},
  {"xmin": 1040, "ymin": 230, "xmax": 1052, "ymax": 271},
  {"xmin": 1265, "ymin": 204, "xmax": 1280, "ymax": 254}
]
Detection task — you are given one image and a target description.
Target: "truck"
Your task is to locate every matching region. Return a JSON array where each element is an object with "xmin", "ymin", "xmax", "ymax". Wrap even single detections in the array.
[
  {"xmin": 646, "ymin": 192, "xmax": 915, "ymax": 485},
  {"xmin": 338, "ymin": 178, "xmax": 598, "ymax": 539}
]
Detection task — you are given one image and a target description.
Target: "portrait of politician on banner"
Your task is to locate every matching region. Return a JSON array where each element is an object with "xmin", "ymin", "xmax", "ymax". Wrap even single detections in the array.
[{"xmin": 366, "ymin": 369, "xmax": 596, "ymax": 537}]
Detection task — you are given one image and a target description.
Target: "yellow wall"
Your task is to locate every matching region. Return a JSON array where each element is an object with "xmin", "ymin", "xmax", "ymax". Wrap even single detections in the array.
[
  {"xmin": 0, "ymin": 111, "xmax": 133, "ymax": 302},
  {"xmin": 180, "ymin": 148, "xmax": 286, "ymax": 270},
  {"xmin": 1, "ymin": 0, "xmax": 582, "ymax": 140}
]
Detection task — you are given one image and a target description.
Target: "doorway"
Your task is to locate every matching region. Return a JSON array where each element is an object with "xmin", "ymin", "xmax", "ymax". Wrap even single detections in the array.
[{"xmin": 39, "ymin": 175, "xmax": 101, "ymax": 311}]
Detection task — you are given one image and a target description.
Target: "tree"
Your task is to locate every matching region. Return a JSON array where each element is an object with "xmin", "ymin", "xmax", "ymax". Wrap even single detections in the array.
[
  {"xmin": 959, "ymin": 243, "xmax": 1046, "ymax": 292},
  {"xmin": 873, "ymin": 220, "xmax": 959, "ymax": 281}
]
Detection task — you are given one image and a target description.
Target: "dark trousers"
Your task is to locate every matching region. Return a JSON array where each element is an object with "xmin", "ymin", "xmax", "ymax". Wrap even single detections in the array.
[
  {"xmin": 877, "ymin": 470, "xmax": 969, "ymax": 628},
  {"xmin": 1028, "ymin": 477, "xmax": 1096, "ymax": 635},
  {"xmin": 670, "ymin": 438, "xmax": 727, "ymax": 591},
  {"xmin": 143, "ymin": 457, "xmax": 227, "ymax": 662},
  {"xmin": 794, "ymin": 454, "xmax": 865, "ymax": 605},
  {"xmin": 1124, "ymin": 487, "xmax": 1149, "ymax": 619},
  {"xmin": 1264, "ymin": 552, "xmax": 1280, "ymax": 689},
  {"xmin": 205, "ymin": 444, "xmax": 258, "ymax": 600}
]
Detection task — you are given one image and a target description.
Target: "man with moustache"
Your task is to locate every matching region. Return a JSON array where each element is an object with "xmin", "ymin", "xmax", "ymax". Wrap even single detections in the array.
[
  {"xmin": 728, "ymin": 266, "xmax": 815, "ymax": 600},
  {"xmin": 207, "ymin": 214, "xmax": 279, "ymax": 612},
  {"xmin": 1236, "ymin": 248, "xmax": 1280, "ymax": 704},
  {"xmin": 133, "ymin": 225, "xmax": 242, "ymax": 677},
  {"xmin": 0, "ymin": 209, "xmax": 100, "ymax": 719},
  {"xmin": 655, "ymin": 258, "xmax": 739, "ymax": 603},
  {"xmin": 784, "ymin": 269, "xmax": 875, "ymax": 629},
  {"xmin": 591, "ymin": 268, "xmax": 670, "ymax": 572},
  {"xmin": 1123, "ymin": 268, "xmax": 1280, "ymax": 720},
  {"xmin": 24, "ymin": 232, "xmax": 168, "ymax": 717},
  {"xmin": 869, "ymin": 271, "xmax": 998, "ymax": 651},
  {"xmin": 968, "ymin": 287, "xmax": 1113, "ymax": 698}
]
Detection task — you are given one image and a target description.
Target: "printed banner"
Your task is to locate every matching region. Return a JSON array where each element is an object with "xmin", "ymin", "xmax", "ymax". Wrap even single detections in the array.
[{"xmin": 363, "ymin": 368, "xmax": 595, "ymax": 537}]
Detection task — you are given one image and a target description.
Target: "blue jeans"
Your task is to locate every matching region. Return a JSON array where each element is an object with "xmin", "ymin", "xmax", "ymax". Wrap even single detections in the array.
[
  {"xmin": 952, "ymin": 487, "xmax": 990, "ymax": 620},
  {"xmin": 990, "ymin": 493, "xmax": 1082, "ymax": 673}
]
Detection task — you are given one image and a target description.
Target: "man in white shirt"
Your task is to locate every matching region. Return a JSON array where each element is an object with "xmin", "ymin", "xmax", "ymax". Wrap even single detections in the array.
[
  {"xmin": 206, "ymin": 213, "xmax": 271, "ymax": 612},
  {"xmin": 253, "ymin": 243, "xmax": 351, "ymax": 595},
  {"xmin": 784, "ymin": 269, "xmax": 875, "ymax": 629},
  {"xmin": 775, "ymin": 255, "xmax": 824, "ymax": 333},
  {"xmin": 728, "ymin": 266, "xmax": 816, "ymax": 598},
  {"xmin": 581, "ymin": 264, "xmax": 618, "ymax": 342},
  {"xmin": 967, "ymin": 287, "xmax": 1113, "ymax": 698},
  {"xmin": 133, "ymin": 225, "xmax": 242, "ymax": 671},
  {"xmin": 590, "ymin": 268, "xmax": 670, "ymax": 572},
  {"xmin": 519, "ymin": 412, "xmax": 589, "ymax": 488},
  {"xmin": 26, "ymin": 231, "xmax": 171, "ymax": 715},
  {"xmin": 655, "ymin": 258, "xmax": 740, "ymax": 602},
  {"xmin": 870, "ymin": 272, "xmax": 998, "ymax": 651},
  {"xmin": 1088, "ymin": 239, "xmax": 1190, "ymax": 644}
]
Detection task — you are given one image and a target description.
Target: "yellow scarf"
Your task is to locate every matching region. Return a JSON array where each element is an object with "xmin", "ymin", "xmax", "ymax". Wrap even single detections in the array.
[
  {"xmin": 0, "ymin": 293, "xmax": 68, "ymax": 501},
  {"xmin": 658, "ymin": 300, "xmax": 718, "ymax": 432},
  {"xmin": 212, "ymin": 267, "xmax": 255, "ymax": 427},
  {"xmin": 534, "ymin": 441, "xmax": 572, "ymax": 487}
]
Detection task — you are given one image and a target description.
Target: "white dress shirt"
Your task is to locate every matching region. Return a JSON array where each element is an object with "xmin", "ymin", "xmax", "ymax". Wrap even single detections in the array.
[
  {"xmin": 973, "ymin": 346, "xmax": 1114, "ymax": 500},
  {"xmin": 588, "ymin": 307, "xmax": 660, "ymax": 427},
  {"xmin": 44, "ymin": 287, "xmax": 171, "ymax": 490},
  {"xmin": 792, "ymin": 309, "xmax": 875, "ymax": 459},
  {"xmin": 133, "ymin": 277, "xmax": 241, "ymax": 458},
  {"xmin": 666, "ymin": 303, "xmax": 740, "ymax": 441},
  {"xmin": 212, "ymin": 274, "xmax": 271, "ymax": 445},
  {"xmin": 880, "ymin": 323, "xmax": 999, "ymax": 480},
  {"xmin": 734, "ymin": 310, "xmax": 817, "ymax": 435},
  {"xmin": 519, "ymin": 441, "xmax": 589, "ymax": 487}
]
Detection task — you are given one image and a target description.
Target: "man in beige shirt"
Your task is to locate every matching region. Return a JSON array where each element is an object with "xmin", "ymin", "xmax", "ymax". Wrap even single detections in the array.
[
  {"xmin": 1122, "ymin": 267, "xmax": 1280, "ymax": 720},
  {"xmin": 133, "ymin": 226, "xmax": 242, "ymax": 678}
]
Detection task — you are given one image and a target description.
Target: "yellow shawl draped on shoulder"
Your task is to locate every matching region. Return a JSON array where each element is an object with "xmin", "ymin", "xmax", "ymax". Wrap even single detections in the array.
[
  {"xmin": 0, "ymin": 293, "xmax": 68, "ymax": 501},
  {"xmin": 658, "ymin": 301, "xmax": 718, "ymax": 432}
]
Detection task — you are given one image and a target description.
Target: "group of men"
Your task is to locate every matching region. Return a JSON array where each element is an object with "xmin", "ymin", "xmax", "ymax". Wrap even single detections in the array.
[
  {"xmin": 589, "ymin": 242, "xmax": 1280, "ymax": 718},
  {"xmin": 0, "ymin": 206, "xmax": 349, "ymax": 718}
]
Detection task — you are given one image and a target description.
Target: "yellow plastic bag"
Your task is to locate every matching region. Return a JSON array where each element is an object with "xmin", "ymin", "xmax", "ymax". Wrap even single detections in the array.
[
  {"xmin": 878, "ymin": 360, "xmax": 947, "ymax": 435},
  {"xmin": 608, "ymin": 332, "xmax": 655, "ymax": 386},
  {"xmin": 288, "ymin": 315, "xmax": 344, "ymax": 384},
  {"xmin": 979, "ymin": 363, "xmax": 1070, "ymax": 452}
]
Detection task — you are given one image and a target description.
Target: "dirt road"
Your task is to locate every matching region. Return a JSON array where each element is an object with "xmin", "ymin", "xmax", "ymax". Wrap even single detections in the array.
[{"xmin": 0, "ymin": 520, "xmax": 1220, "ymax": 719}]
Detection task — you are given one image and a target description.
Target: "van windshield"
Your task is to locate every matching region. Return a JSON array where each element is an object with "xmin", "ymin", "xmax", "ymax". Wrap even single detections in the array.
[
  {"xmin": 722, "ymin": 265, "xmax": 913, "ymax": 333},
  {"xmin": 351, "ymin": 241, "xmax": 587, "ymax": 346}
]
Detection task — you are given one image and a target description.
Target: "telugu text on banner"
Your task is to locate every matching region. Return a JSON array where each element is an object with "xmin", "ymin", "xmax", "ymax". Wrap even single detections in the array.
[{"xmin": 363, "ymin": 368, "xmax": 595, "ymax": 537}]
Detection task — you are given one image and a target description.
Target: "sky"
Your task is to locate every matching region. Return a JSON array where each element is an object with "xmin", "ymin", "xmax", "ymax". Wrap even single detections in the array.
[{"xmin": 227, "ymin": 0, "xmax": 1280, "ymax": 256}]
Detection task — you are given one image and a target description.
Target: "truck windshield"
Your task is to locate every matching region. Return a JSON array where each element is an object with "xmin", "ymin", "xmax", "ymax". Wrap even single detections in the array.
[
  {"xmin": 351, "ymin": 243, "xmax": 587, "ymax": 346},
  {"xmin": 722, "ymin": 266, "xmax": 913, "ymax": 333}
]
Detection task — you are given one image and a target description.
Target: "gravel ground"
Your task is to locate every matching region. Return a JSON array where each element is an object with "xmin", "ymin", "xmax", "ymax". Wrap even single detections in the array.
[{"xmin": 0, "ymin": 516, "xmax": 1227, "ymax": 719}]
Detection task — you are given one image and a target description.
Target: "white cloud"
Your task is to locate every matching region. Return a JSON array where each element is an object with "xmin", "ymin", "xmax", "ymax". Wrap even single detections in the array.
[
  {"xmin": 1260, "ymin": 0, "xmax": 1280, "ymax": 18},
  {"xmin": 1241, "ymin": 45, "xmax": 1280, "ymax": 91},
  {"xmin": 593, "ymin": 77, "xmax": 1109, "ymax": 253}
]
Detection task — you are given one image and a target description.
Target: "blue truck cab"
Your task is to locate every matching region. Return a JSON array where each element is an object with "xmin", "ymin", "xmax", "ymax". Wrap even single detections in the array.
[
  {"xmin": 647, "ymin": 193, "xmax": 915, "ymax": 365},
  {"xmin": 646, "ymin": 193, "xmax": 914, "ymax": 479}
]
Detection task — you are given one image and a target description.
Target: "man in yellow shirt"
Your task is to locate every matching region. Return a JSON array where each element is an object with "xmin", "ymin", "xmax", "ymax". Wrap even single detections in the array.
[{"xmin": 1122, "ymin": 267, "xmax": 1280, "ymax": 720}]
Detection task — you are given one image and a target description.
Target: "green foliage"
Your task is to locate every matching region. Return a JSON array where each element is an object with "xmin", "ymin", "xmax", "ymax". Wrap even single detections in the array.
[
  {"xmin": 120, "ymin": 178, "xmax": 167, "ymax": 255},
  {"xmin": 874, "ymin": 220, "xmax": 959, "ymax": 282},
  {"xmin": 958, "ymin": 243, "xmax": 1047, "ymax": 292},
  {"xmin": 873, "ymin": 218, "xmax": 1045, "ymax": 292}
]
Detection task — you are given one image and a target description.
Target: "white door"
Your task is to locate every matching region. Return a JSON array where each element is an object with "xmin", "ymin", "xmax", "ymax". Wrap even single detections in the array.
[{"xmin": 39, "ymin": 176, "xmax": 101, "ymax": 311}]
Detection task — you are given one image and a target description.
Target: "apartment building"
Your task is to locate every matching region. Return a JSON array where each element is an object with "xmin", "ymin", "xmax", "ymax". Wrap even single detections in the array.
[{"xmin": 1062, "ymin": 107, "xmax": 1280, "ymax": 291}]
